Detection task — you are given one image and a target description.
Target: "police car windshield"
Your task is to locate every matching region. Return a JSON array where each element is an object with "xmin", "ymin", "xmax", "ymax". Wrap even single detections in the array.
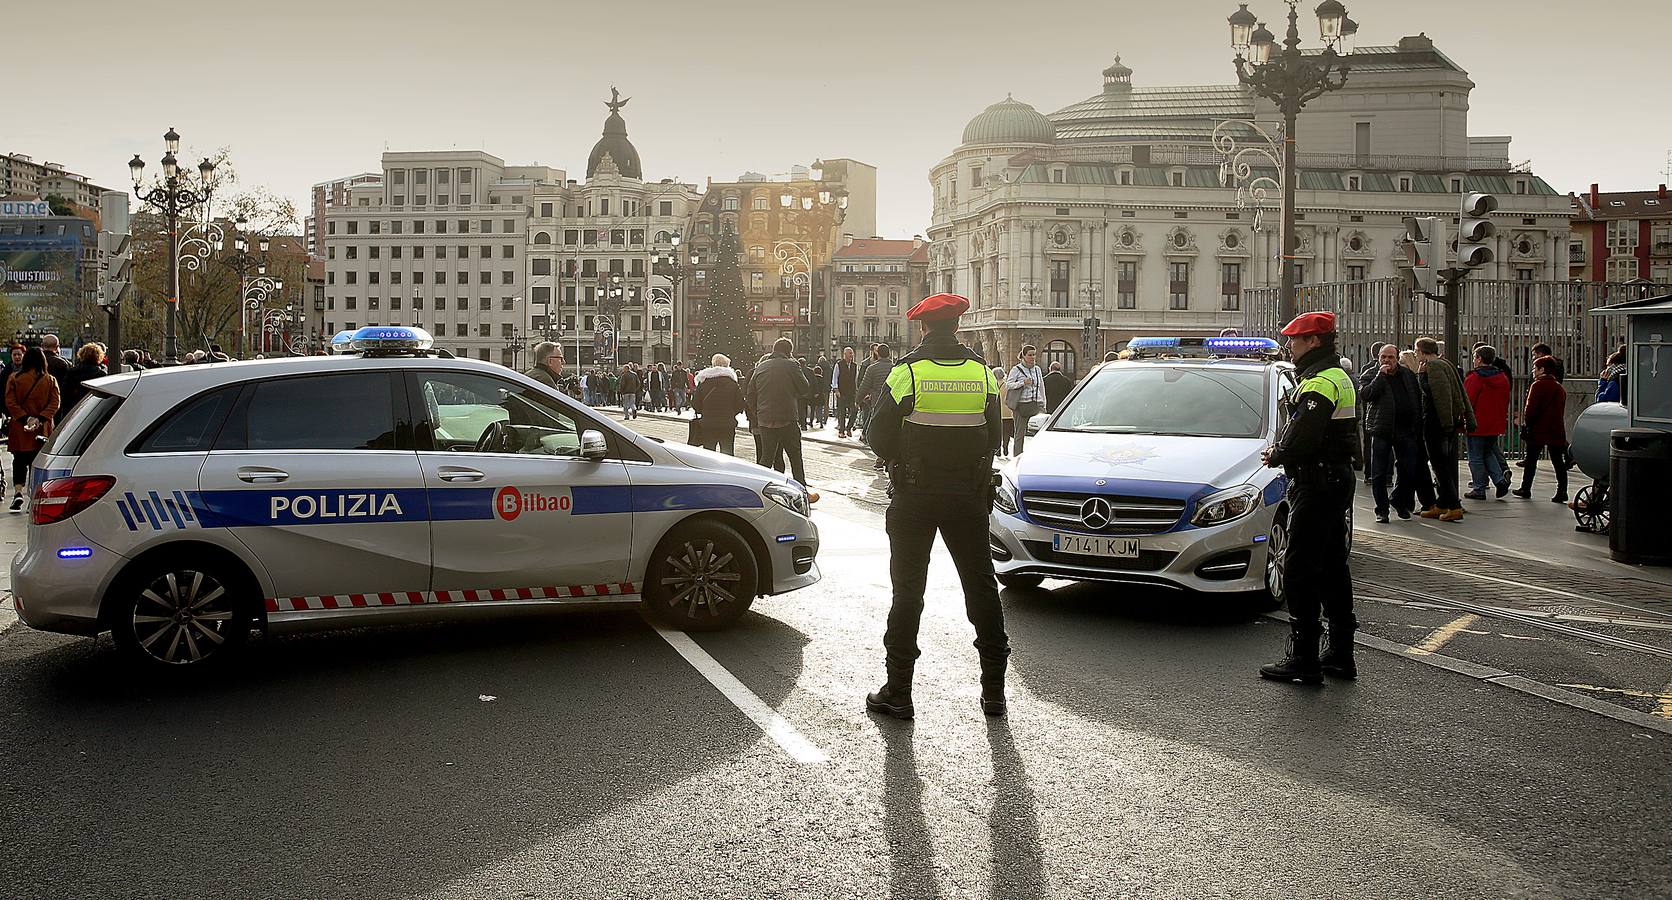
[{"xmin": 1052, "ymin": 365, "xmax": 1267, "ymax": 438}]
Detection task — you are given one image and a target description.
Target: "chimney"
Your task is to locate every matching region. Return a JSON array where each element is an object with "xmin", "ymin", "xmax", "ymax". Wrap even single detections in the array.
[
  {"xmin": 912, "ymin": 235, "xmax": 924, "ymax": 250},
  {"xmin": 1661, "ymin": 184, "xmax": 1667, "ymax": 199},
  {"xmin": 843, "ymin": 234, "xmax": 854, "ymax": 247},
  {"xmin": 1590, "ymin": 183, "xmax": 1599, "ymax": 207}
]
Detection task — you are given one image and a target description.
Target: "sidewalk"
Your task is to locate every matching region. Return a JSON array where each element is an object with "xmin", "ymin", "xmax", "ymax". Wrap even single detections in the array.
[{"xmin": 0, "ymin": 507, "xmax": 23, "ymax": 634}]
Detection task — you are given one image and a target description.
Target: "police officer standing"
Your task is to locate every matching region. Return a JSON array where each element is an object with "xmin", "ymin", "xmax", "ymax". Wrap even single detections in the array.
[
  {"xmin": 1261, "ymin": 311, "xmax": 1359, "ymax": 684},
  {"xmin": 865, "ymin": 293, "xmax": 1009, "ymax": 718}
]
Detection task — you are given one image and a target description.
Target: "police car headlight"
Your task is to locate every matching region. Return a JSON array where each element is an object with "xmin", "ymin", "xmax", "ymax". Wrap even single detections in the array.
[
  {"xmin": 763, "ymin": 482, "xmax": 810, "ymax": 517},
  {"xmin": 1191, "ymin": 485, "xmax": 1261, "ymax": 527},
  {"xmin": 993, "ymin": 477, "xmax": 1019, "ymax": 516}
]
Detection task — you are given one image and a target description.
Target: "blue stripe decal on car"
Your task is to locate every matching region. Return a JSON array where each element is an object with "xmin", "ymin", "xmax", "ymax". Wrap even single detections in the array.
[
  {"xmin": 1263, "ymin": 476, "xmax": 1288, "ymax": 506},
  {"xmin": 137, "ymin": 494, "xmax": 161, "ymax": 530},
  {"xmin": 151, "ymin": 491, "xmax": 186, "ymax": 529},
  {"xmin": 572, "ymin": 483, "xmax": 764, "ymax": 516},
  {"xmin": 174, "ymin": 490, "xmax": 196, "ymax": 522},
  {"xmin": 115, "ymin": 497, "xmax": 138, "ymax": 531},
  {"xmin": 429, "ymin": 487, "xmax": 495, "ymax": 521}
]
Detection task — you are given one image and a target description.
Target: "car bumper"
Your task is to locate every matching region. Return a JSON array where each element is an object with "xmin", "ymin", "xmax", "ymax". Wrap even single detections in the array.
[
  {"xmin": 10, "ymin": 525, "xmax": 123, "ymax": 636},
  {"xmin": 988, "ymin": 507, "xmax": 1273, "ymax": 594},
  {"xmin": 755, "ymin": 504, "xmax": 820, "ymax": 595}
]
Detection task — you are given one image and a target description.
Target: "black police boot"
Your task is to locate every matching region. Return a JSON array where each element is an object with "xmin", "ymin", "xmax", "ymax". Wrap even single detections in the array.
[
  {"xmin": 1259, "ymin": 628, "xmax": 1323, "ymax": 685},
  {"xmin": 866, "ymin": 664, "xmax": 914, "ymax": 720},
  {"xmin": 979, "ymin": 668, "xmax": 1007, "ymax": 717},
  {"xmin": 1320, "ymin": 626, "xmax": 1358, "ymax": 680}
]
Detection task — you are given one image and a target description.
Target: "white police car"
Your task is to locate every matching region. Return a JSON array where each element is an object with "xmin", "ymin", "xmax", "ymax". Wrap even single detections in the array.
[
  {"xmin": 11, "ymin": 326, "xmax": 819, "ymax": 666},
  {"xmin": 990, "ymin": 336, "xmax": 1305, "ymax": 605}
]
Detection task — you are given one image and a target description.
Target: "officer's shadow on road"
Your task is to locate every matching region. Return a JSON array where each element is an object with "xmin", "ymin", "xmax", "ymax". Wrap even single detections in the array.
[
  {"xmin": 1, "ymin": 609, "xmax": 813, "ymax": 899},
  {"xmin": 874, "ymin": 718, "xmax": 1047, "ymax": 900}
]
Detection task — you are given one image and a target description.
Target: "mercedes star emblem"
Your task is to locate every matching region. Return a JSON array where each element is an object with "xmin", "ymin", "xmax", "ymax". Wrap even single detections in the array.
[{"xmin": 1080, "ymin": 497, "xmax": 1113, "ymax": 530}]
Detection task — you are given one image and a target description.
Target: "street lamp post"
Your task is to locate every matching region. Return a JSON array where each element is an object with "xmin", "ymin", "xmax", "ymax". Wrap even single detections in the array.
[
  {"xmin": 775, "ymin": 179, "xmax": 850, "ymax": 355},
  {"xmin": 130, "ymin": 128, "xmax": 217, "ymax": 364},
  {"xmin": 653, "ymin": 232, "xmax": 686, "ymax": 365},
  {"xmin": 1227, "ymin": 1, "xmax": 1355, "ymax": 324}
]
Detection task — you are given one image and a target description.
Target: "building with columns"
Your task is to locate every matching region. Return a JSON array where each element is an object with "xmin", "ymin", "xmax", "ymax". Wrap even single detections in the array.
[
  {"xmin": 828, "ymin": 236, "xmax": 930, "ymax": 352},
  {"xmin": 928, "ymin": 35, "xmax": 1572, "ymax": 375}
]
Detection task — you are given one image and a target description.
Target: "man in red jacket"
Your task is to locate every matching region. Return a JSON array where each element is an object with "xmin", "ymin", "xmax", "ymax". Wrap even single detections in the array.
[{"xmin": 1462, "ymin": 344, "xmax": 1512, "ymax": 500}]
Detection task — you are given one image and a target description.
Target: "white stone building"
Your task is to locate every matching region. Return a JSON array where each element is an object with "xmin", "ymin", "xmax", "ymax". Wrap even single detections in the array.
[
  {"xmin": 928, "ymin": 36, "xmax": 1573, "ymax": 374},
  {"xmin": 320, "ymin": 94, "xmax": 700, "ymax": 368}
]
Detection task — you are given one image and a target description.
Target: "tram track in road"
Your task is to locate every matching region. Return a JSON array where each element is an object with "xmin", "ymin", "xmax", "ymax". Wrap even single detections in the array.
[{"xmin": 1350, "ymin": 572, "xmax": 1672, "ymax": 662}]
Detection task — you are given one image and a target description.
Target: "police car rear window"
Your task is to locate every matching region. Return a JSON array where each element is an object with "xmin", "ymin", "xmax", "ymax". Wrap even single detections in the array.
[
  {"xmin": 42, "ymin": 391, "xmax": 121, "ymax": 457},
  {"xmin": 216, "ymin": 372, "xmax": 401, "ymax": 451},
  {"xmin": 131, "ymin": 386, "xmax": 239, "ymax": 454}
]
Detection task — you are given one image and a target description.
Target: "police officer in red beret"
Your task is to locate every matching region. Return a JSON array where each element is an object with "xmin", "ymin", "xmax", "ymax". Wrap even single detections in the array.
[
  {"xmin": 1260, "ymin": 311, "xmax": 1360, "ymax": 684},
  {"xmin": 865, "ymin": 293, "xmax": 1009, "ymax": 718}
]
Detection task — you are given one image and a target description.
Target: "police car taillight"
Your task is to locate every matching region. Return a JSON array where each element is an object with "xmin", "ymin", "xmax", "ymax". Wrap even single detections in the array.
[{"xmin": 32, "ymin": 476, "xmax": 116, "ymax": 526}]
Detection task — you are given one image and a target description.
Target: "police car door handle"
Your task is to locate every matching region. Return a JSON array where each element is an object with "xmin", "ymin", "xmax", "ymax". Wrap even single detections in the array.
[
  {"xmin": 236, "ymin": 466, "xmax": 290, "ymax": 484},
  {"xmin": 436, "ymin": 466, "xmax": 485, "ymax": 483}
]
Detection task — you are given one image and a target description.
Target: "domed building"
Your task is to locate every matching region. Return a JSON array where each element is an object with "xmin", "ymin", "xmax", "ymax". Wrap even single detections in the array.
[{"xmin": 927, "ymin": 37, "xmax": 1571, "ymax": 375}]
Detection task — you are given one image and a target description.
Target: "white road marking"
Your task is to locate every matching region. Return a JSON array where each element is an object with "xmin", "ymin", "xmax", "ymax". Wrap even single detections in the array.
[{"xmin": 654, "ymin": 626, "xmax": 829, "ymax": 765}]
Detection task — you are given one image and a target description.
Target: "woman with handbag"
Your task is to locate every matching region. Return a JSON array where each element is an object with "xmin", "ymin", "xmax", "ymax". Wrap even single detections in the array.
[
  {"xmin": 5, "ymin": 346, "xmax": 60, "ymax": 512},
  {"xmin": 1512, "ymin": 355, "xmax": 1569, "ymax": 503}
]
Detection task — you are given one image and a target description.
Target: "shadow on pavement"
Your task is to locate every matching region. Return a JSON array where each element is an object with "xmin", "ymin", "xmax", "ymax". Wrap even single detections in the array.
[
  {"xmin": 0, "ymin": 608, "xmax": 811, "ymax": 898},
  {"xmin": 875, "ymin": 719, "xmax": 938, "ymax": 899},
  {"xmin": 998, "ymin": 579, "xmax": 1672, "ymax": 897}
]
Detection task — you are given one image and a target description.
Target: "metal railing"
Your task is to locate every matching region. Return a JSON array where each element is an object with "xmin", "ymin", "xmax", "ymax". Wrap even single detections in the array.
[{"xmin": 1242, "ymin": 277, "xmax": 1666, "ymax": 456}]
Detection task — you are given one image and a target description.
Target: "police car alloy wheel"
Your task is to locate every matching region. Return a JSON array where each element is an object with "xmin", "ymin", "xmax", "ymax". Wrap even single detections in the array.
[
  {"xmin": 642, "ymin": 520, "xmax": 758, "ymax": 630},
  {"xmin": 109, "ymin": 559, "xmax": 251, "ymax": 667},
  {"xmin": 1262, "ymin": 515, "xmax": 1289, "ymax": 610}
]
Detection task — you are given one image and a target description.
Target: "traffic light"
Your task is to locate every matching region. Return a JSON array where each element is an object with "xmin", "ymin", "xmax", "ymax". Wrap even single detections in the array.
[
  {"xmin": 1457, "ymin": 191, "xmax": 1497, "ymax": 271},
  {"xmin": 1401, "ymin": 216, "xmax": 1442, "ymax": 296},
  {"xmin": 1082, "ymin": 316, "xmax": 1099, "ymax": 356},
  {"xmin": 98, "ymin": 229, "xmax": 132, "ymax": 309}
]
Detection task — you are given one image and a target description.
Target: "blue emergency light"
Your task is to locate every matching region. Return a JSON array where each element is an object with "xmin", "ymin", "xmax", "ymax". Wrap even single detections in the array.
[
  {"xmin": 351, "ymin": 325, "xmax": 434, "ymax": 354},
  {"xmin": 57, "ymin": 547, "xmax": 93, "ymax": 559},
  {"xmin": 1128, "ymin": 336, "xmax": 1281, "ymax": 359},
  {"xmin": 329, "ymin": 330, "xmax": 358, "ymax": 353}
]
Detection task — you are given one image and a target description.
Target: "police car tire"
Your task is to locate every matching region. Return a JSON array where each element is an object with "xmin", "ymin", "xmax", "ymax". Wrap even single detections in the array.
[
  {"xmin": 1259, "ymin": 513, "xmax": 1289, "ymax": 611},
  {"xmin": 997, "ymin": 573, "xmax": 1045, "ymax": 590},
  {"xmin": 641, "ymin": 519, "xmax": 759, "ymax": 631},
  {"xmin": 108, "ymin": 556, "xmax": 252, "ymax": 668}
]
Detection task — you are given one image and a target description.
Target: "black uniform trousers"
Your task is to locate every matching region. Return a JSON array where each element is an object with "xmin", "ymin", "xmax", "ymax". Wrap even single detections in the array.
[
  {"xmin": 1283, "ymin": 462, "xmax": 1357, "ymax": 636},
  {"xmin": 883, "ymin": 489, "xmax": 1009, "ymax": 672}
]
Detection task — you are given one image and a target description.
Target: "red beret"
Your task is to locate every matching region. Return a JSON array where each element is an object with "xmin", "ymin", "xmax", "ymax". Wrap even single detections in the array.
[
  {"xmin": 906, "ymin": 293, "xmax": 970, "ymax": 322},
  {"xmin": 1280, "ymin": 311, "xmax": 1337, "ymax": 336}
]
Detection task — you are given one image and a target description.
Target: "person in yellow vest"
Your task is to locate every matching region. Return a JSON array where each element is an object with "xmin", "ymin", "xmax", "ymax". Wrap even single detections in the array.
[
  {"xmin": 864, "ymin": 293, "xmax": 1008, "ymax": 718},
  {"xmin": 1260, "ymin": 311, "xmax": 1360, "ymax": 684}
]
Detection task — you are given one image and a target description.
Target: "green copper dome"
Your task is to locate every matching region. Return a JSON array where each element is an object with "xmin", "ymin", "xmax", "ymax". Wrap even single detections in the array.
[{"xmin": 961, "ymin": 95, "xmax": 1056, "ymax": 146}]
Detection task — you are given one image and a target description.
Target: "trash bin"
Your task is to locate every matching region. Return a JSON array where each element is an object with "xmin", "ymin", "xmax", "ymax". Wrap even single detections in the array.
[{"xmin": 1609, "ymin": 427, "xmax": 1672, "ymax": 566}]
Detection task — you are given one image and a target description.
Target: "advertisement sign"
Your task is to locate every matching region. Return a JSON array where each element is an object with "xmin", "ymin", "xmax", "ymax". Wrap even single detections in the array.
[
  {"xmin": 759, "ymin": 315, "xmax": 796, "ymax": 325},
  {"xmin": 0, "ymin": 200, "xmax": 52, "ymax": 218}
]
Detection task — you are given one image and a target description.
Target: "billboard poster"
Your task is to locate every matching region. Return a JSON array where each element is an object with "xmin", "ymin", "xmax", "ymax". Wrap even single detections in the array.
[{"xmin": 0, "ymin": 234, "xmax": 86, "ymax": 334}]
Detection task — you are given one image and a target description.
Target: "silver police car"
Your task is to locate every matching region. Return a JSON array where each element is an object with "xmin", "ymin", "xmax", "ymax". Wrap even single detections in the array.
[
  {"xmin": 12, "ymin": 327, "xmax": 820, "ymax": 666},
  {"xmin": 990, "ymin": 336, "xmax": 1309, "ymax": 605}
]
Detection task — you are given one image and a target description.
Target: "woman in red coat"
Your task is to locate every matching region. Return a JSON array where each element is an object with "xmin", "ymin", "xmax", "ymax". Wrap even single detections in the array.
[
  {"xmin": 1513, "ymin": 355, "xmax": 1568, "ymax": 503},
  {"xmin": 5, "ymin": 346, "xmax": 60, "ymax": 512}
]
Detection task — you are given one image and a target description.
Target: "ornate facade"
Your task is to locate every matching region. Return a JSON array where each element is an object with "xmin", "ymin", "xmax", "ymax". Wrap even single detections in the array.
[{"xmin": 928, "ymin": 36, "xmax": 1573, "ymax": 375}]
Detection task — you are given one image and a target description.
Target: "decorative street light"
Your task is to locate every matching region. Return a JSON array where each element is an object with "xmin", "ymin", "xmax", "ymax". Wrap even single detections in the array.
[
  {"xmin": 1226, "ymin": 1, "xmax": 1356, "ymax": 324},
  {"xmin": 241, "ymin": 276, "xmax": 284, "ymax": 357},
  {"xmin": 652, "ymin": 231, "xmax": 686, "ymax": 364},
  {"xmin": 131, "ymin": 127, "xmax": 218, "ymax": 363}
]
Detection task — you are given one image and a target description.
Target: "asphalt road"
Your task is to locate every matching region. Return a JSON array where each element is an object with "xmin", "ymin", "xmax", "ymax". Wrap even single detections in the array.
[{"xmin": 1, "ymin": 487, "xmax": 1669, "ymax": 897}]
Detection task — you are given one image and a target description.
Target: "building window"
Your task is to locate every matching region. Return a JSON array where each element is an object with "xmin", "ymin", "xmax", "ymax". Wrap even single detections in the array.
[
  {"xmin": 1050, "ymin": 260, "xmax": 1070, "ymax": 308},
  {"xmin": 888, "ymin": 290, "xmax": 899, "ymax": 309},
  {"xmin": 843, "ymin": 290, "xmax": 855, "ymax": 311},
  {"xmin": 1170, "ymin": 171, "xmax": 1183, "ymax": 187},
  {"xmin": 659, "ymin": 201, "xmax": 673, "ymax": 216},
  {"xmin": 1221, "ymin": 262, "xmax": 1241, "ymax": 310},
  {"xmin": 1399, "ymin": 177, "xmax": 1412, "ymax": 192},
  {"xmin": 1117, "ymin": 261, "xmax": 1137, "ymax": 309},
  {"xmin": 1347, "ymin": 176, "xmax": 1361, "ymax": 191},
  {"xmin": 502, "ymin": 297, "xmax": 515, "ymax": 311},
  {"xmin": 540, "ymin": 202, "xmax": 553, "ymax": 217},
  {"xmin": 1451, "ymin": 177, "xmax": 1463, "ymax": 192},
  {"xmin": 753, "ymin": 197, "xmax": 768, "ymax": 210},
  {"xmin": 1168, "ymin": 262, "xmax": 1189, "ymax": 309},
  {"xmin": 1354, "ymin": 122, "xmax": 1370, "ymax": 159},
  {"xmin": 865, "ymin": 290, "xmax": 877, "ymax": 309}
]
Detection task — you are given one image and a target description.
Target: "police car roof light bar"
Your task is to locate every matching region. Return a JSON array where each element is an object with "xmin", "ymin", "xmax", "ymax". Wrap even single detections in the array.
[
  {"xmin": 1128, "ymin": 336, "xmax": 1280, "ymax": 360},
  {"xmin": 350, "ymin": 325, "xmax": 441, "ymax": 357}
]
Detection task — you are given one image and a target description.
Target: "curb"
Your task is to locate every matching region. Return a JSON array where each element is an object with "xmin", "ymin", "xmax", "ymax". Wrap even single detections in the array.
[{"xmin": 0, "ymin": 598, "xmax": 16, "ymax": 637}]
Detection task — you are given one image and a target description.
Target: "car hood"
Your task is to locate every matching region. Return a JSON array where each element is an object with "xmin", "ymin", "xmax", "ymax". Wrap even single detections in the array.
[
  {"xmin": 1008, "ymin": 430, "xmax": 1266, "ymax": 495},
  {"xmin": 658, "ymin": 439, "xmax": 794, "ymax": 486}
]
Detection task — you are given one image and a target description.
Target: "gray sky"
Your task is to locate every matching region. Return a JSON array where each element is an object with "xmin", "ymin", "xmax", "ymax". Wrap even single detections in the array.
[{"xmin": 16, "ymin": 0, "xmax": 1670, "ymax": 238}]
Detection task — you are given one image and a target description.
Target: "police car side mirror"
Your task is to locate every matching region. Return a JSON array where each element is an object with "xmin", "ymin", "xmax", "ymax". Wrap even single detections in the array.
[
  {"xmin": 1026, "ymin": 414, "xmax": 1049, "ymax": 436},
  {"xmin": 580, "ymin": 429, "xmax": 609, "ymax": 462}
]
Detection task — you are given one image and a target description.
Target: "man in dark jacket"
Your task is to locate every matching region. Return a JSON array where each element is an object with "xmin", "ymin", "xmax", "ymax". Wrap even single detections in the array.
[
  {"xmin": 39, "ymin": 333, "xmax": 70, "ymax": 425},
  {"xmin": 618, "ymin": 364, "xmax": 642, "ymax": 419},
  {"xmin": 1415, "ymin": 336, "xmax": 1475, "ymax": 521},
  {"xmin": 1361, "ymin": 343, "xmax": 1433, "ymax": 522},
  {"xmin": 855, "ymin": 343, "xmax": 894, "ymax": 439},
  {"xmin": 745, "ymin": 339, "xmax": 815, "ymax": 499},
  {"xmin": 522, "ymin": 341, "xmax": 565, "ymax": 391},
  {"xmin": 833, "ymin": 346, "xmax": 859, "ymax": 438},
  {"xmin": 1043, "ymin": 361, "xmax": 1073, "ymax": 413}
]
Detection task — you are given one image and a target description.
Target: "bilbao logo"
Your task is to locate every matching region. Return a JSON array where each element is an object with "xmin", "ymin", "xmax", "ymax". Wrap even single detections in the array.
[{"xmin": 494, "ymin": 485, "xmax": 571, "ymax": 521}]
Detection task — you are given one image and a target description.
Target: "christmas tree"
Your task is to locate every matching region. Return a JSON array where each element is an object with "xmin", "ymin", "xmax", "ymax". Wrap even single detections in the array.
[{"xmin": 698, "ymin": 227, "xmax": 755, "ymax": 365}]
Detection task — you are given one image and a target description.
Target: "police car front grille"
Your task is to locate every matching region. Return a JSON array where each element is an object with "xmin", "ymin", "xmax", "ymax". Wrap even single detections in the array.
[{"xmin": 1021, "ymin": 492, "xmax": 1185, "ymax": 535}]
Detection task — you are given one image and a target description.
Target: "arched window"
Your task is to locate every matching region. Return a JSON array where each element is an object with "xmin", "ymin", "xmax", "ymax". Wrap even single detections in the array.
[
  {"xmin": 1042, "ymin": 340, "xmax": 1078, "ymax": 379},
  {"xmin": 533, "ymin": 232, "xmax": 552, "ymax": 245},
  {"xmin": 654, "ymin": 230, "xmax": 671, "ymax": 244}
]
